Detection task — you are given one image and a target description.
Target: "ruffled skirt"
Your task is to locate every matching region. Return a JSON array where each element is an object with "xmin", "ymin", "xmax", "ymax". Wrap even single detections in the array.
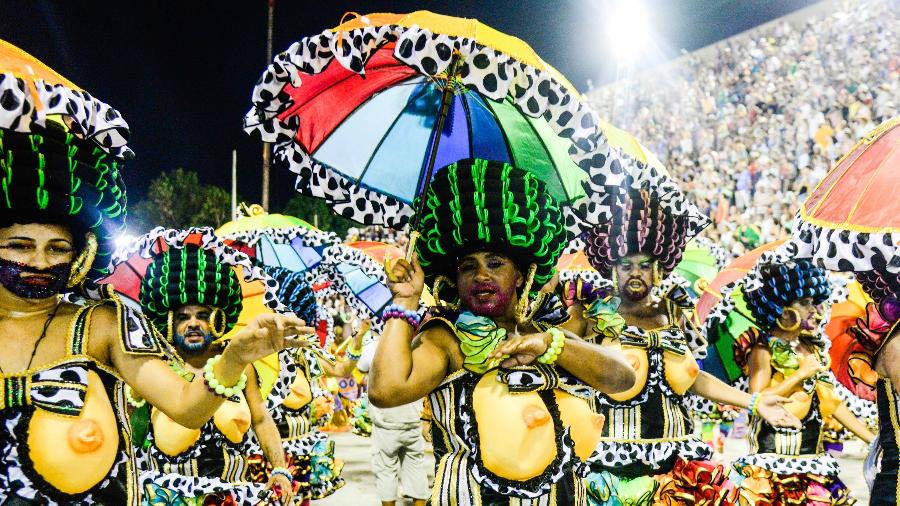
[
  {"xmin": 585, "ymin": 458, "xmax": 737, "ymax": 506},
  {"xmin": 729, "ymin": 454, "xmax": 853, "ymax": 505}
]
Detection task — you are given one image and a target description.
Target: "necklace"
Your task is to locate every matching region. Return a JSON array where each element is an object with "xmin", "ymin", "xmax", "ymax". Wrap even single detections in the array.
[{"xmin": 0, "ymin": 302, "xmax": 61, "ymax": 374}]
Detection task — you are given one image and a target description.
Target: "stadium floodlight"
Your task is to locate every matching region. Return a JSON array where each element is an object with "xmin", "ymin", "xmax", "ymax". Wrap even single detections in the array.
[{"xmin": 606, "ymin": 0, "xmax": 651, "ymax": 64}]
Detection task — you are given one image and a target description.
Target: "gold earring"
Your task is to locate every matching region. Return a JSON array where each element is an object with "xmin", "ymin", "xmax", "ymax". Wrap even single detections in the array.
[
  {"xmin": 610, "ymin": 268, "xmax": 619, "ymax": 293},
  {"xmin": 776, "ymin": 308, "xmax": 801, "ymax": 332},
  {"xmin": 515, "ymin": 264, "xmax": 539, "ymax": 326},
  {"xmin": 433, "ymin": 275, "xmax": 458, "ymax": 310},
  {"xmin": 166, "ymin": 311, "xmax": 175, "ymax": 342},
  {"xmin": 67, "ymin": 232, "xmax": 98, "ymax": 287},
  {"xmin": 209, "ymin": 307, "xmax": 226, "ymax": 338},
  {"xmin": 652, "ymin": 262, "xmax": 662, "ymax": 287}
]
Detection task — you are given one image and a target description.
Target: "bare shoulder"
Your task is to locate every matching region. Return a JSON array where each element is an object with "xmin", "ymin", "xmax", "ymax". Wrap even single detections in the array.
[
  {"xmin": 413, "ymin": 324, "xmax": 462, "ymax": 370},
  {"xmin": 85, "ymin": 302, "xmax": 119, "ymax": 364}
]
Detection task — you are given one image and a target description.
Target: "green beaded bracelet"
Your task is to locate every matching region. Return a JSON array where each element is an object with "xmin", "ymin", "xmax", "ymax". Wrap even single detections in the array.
[
  {"xmin": 203, "ymin": 354, "xmax": 248, "ymax": 398},
  {"xmin": 537, "ymin": 328, "xmax": 565, "ymax": 365}
]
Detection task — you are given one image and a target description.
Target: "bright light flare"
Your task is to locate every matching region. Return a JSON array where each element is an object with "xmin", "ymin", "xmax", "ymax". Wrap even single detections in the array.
[{"xmin": 606, "ymin": 0, "xmax": 651, "ymax": 64}]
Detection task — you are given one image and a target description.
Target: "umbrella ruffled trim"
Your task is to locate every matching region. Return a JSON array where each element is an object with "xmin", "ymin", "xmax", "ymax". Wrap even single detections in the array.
[
  {"xmin": 793, "ymin": 220, "xmax": 900, "ymax": 275},
  {"xmin": 565, "ymin": 147, "xmax": 711, "ymax": 237},
  {"xmin": 220, "ymin": 225, "xmax": 340, "ymax": 249},
  {"xmin": 243, "ymin": 21, "xmax": 617, "ymax": 228},
  {"xmin": 112, "ymin": 226, "xmax": 289, "ymax": 314},
  {"xmin": 731, "ymin": 453, "xmax": 841, "ymax": 478},
  {"xmin": 0, "ymin": 72, "xmax": 132, "ymax": 158}
]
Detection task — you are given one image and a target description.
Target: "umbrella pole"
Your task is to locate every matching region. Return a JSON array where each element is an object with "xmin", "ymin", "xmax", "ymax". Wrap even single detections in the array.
[{"xmin": 406, "ymin": 52, "xmax": 462, "ymax": 261}]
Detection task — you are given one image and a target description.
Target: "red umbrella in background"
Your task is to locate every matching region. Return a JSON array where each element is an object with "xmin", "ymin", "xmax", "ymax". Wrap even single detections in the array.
[{"xmin": 695, "ymin": 240, "xmax": 786, "ymax": 324}]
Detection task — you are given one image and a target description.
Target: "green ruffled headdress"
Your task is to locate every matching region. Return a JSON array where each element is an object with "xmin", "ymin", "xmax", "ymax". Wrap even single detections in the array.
[
  {"xmin": 139, "ymin": 244, "xmax": 243, "ymax": 339},
  {"xmin": 416, "ymin": 158, "xmax": 569, "ymax": 312}
]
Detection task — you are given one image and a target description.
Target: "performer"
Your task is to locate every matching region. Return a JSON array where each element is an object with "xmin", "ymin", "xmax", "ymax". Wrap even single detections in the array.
[
  {"xmin": 371, "ymin": 158, "xmax": 636, "ymax": 504},
  {"xmin": 0, "ymin": 100, "xmax": 306, "ymax": 505},
  {"xmin": 847, "ymin": 273, "xmax": 900, "ymax": 506},
  {"xmin": 132, "ymin": 235, "xmax": 305, "ymax": 505},
  {"xmin": 721, "ymin": 258, "xmax": 874, "ymax": 504},
  {"xmin": 244, "ymin": 267, "xmax": 345, "ymax": 503},
  {"xmin": 571, "ymin": 163, "xmax": 800, "ymax": 505}
]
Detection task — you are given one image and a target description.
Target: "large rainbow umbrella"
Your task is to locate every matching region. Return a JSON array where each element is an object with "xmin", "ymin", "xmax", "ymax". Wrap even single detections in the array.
[
  {"xmin": 675, "ymin": 241, "xmax": 723, "ymax": 299},
  {"xmin": 332, "ymin": 241, "xmax": 405, "ymax": 316},
  {"xmin": 244, "ymin": 11, "xmax": 614, "ymax": 230}
]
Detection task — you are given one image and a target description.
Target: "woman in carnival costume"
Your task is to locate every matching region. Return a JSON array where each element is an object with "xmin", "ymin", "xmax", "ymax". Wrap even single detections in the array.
[
  {"xmin": 243, "ymin": 267, "xmax": 346, "ymax": 503},
  {"xmin": 124, "ymin": 229, "xmax": 316, "ymax": 505},
  {"xmin": 0, "ymin": 42, "xmax": 305, "ymax": 505},
  {"xmin": 567, "ymin": 155, "xmax": 801, "ymax": 505},
  {"xmin": 370, "ymin": 158, "xmax": 636, "ymax": 505},
  {"xmin": 706, "ymin": 254, "xmax": 874, "ymax": 504}
]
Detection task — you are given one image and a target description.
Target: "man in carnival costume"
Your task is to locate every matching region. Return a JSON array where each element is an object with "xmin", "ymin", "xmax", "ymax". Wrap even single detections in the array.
[
  {"xmin": 568, "ymin": 155, "xmax": 800, "ymax": 505},
  {"xmin": 370, "ymin": 158, "xmax": 637, "ymax": 505},
  {"xmin": 131, "ymin": 231, "xmax": 309, "ymax": 505},
  {"xmin": 707, "ymin": 255, "xmax": 874, "ymax": 504},
  {"xmin": 0, "ymin": 40, "xmax": 308, "ymax": 505}
]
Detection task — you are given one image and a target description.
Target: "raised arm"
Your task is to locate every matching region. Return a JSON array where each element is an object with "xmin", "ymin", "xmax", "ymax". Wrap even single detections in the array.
[
  {"xmin": 368, "ymin": 253, "xmax": 453, "ymax": 408},
  {"xmin": 320, "ymin": 320, "xmax": 370, "ymax": 378},
  {"xmin": 106, "ymin": 308, "xmax": 313, "ymax": 429}
]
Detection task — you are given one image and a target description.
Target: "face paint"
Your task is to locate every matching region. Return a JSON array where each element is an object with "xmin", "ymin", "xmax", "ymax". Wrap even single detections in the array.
[
  {"xmin": 173, "ymin": 325, "xmax": 215, "ymax": 354},
  {"xmin": 460, "ymin": 281, "xmax": 515, "ymax": 317},
  {"xmin": 0, "ymin": 259, "xmax": 71, "ymax": 299}
]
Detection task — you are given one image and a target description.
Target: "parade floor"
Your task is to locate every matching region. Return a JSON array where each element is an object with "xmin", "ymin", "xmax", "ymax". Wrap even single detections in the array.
[{"xmin": 317, "ymin": 432, "xmax": 871, "ymax": 504}]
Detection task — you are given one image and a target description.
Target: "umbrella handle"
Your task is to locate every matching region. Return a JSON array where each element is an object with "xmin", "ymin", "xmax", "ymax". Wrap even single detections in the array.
[{"xmin": 406, "ymin": 230, "xmax": 420, "ymax": 262}]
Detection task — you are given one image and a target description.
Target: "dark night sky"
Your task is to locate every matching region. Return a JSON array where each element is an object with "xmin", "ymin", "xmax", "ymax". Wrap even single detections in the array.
[{"xmin": 1, "ymin": 0, "xmax": 818, "ymax": 214}]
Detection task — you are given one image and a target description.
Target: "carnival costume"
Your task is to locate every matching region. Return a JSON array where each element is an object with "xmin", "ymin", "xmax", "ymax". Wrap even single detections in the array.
[
  {"xmin": 708, "ymin": 256, "xmax": 854, "ymax": 504},
  {"xmin": 848, "ymin": 295, "xmax": 900, "ymax": 506},
  {"xmin": 569, "ymin": 153, "xmax": 737, "ymax": 505},
  {"xmin": 0, "ymin": 40, "xmax": 182, "ymax": 504},
  {"xmin": 129, "ymin": 230, "xmax": 286, "ymax": 505},
  {"xmin": 241, "ymin": 267, "xmax": 345, "ymax": 501},
  {"xmin": 413, "ymin": 158, "xmax": 600, "ymax": 504}
]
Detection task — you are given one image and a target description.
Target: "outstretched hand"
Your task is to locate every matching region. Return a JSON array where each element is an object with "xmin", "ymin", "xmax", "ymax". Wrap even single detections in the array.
[
  {"xmin": 385, "ymin": 251, "xmax": 425, "ymax": 306},
  {"xmin": 262, "ymin": 473, "xmax": 295, "ymax": 505},
  {"xmin": 488, "ymin": 332, "xmax": 550, "ymax": 368},
  {"xmin": 226, "ymin": 314, "xmax": 315, "ymax": 366},
  {"xmin": 757, "ymin": 394, "xmax": 803, "ymax": 429}
]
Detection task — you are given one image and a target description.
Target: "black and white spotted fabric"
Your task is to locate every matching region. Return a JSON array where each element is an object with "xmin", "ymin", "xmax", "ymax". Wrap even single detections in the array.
[
  {"xmin": 243, "ymin": 15, "xmax": 617, "ymax": 228},
  {"xmin": 792, "ymin": 218, "xmax": 900, "ymax": 275},
  {"xmin": 112, "ymin": 227, "xmax": 288, "ymax": 314},
  {"xmin": 565, "ymin": 147, "xmax": 711, "ymax": 238},
  {"xmin": 0, "ymin": 72, "xmax": 132, "ymax": 158},
  {"xmin": 691, "ymin": 236, "xmax": 730, "ymax": 269},
  {"xmin": 732, "ymin": 453, "xmax": 841, "ymax": 477},
  {"xmin": 589, "ymin": 438, "xmax": 713, "ymax": 473}
]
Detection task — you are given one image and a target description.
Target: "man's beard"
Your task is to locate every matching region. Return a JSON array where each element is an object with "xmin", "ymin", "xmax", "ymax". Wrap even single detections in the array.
[
  {"xmin": 621, "ymin": 276, "xmax": 651, "ymax": 302},
  {"xmin": 0, "ymin": 259, "xmax": 71, "ymax": 299},
  {"xmin": 173, "ymin": 327, "xmax": 215, "ymax": 354}
]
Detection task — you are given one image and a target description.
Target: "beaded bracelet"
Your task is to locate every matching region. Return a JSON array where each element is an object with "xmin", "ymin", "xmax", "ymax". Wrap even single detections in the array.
[
  {"xmin": 125, "ymin": 385, "xmax": 146, "ymax": 408},
  {"xmin": 346, "ymin": 346, "xmax": 363, "ymax": 361},
  {"xmin": 203, "ymin": 355, "xmax": 248, "ymax": 398},
  {"xmin": 748, "ymin": 392, "xmax": 762, "ymax": 417},
  {"xmin": 270, "ymin": 466, "xmax": 294, "ymax": 482},
  {"xmin": 382, "ymin": 303, "xmax": 422, "ymax": 328},
  {"xmin": 537, "ymin": 328, "xmax": 565, "ymax": 365}
]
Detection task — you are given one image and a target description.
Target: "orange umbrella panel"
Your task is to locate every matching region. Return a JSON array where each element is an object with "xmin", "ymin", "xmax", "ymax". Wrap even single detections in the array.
[{"xmin": 0, "ymin": 38, "xmax": 131, "ymax": 157}]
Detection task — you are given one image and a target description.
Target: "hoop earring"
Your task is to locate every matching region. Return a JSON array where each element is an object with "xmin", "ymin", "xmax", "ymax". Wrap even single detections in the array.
[
  {"xmin": 776, "ymin": 308, "xmax": 801, "ymax": 332},
  {"xmin": 515, "ymin": 264, "xmax": 539, "ymax": 326},
  {"xmin": 67, "ymin": 232, "xmax": 97, "ymax": 287},
  {"xmin": 610, "ymin": 268, "xmax": 619, "ymax": 294},
  {"xmin": 209, "ymin": 307, "xmax": 226, "ymax": 338},
  {"xmin": 433, "ymin": 275, "xmax": 458, "ymax": 310}
]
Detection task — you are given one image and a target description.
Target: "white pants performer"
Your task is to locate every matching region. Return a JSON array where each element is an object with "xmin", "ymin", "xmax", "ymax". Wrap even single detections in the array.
[{"xmin": 371, "ymin": 422, "xmax": 430, "ymax": 502}]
